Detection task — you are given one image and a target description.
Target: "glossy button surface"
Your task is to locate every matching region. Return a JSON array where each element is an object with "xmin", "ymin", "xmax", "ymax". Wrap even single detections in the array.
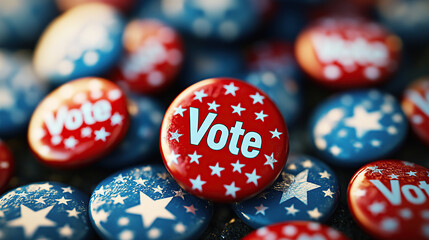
[
  {"xmin": 28, "ymin": 77, "xmax": 129, "ymax": 168},
  {"xmin": 89, "ymin": 165, "xmax": 213, "ymax": 240},
  {"xmin": 243, "ymin": 221, "xmax": 349, "ymax": 240},
  {"xmin": 310, "ymin": 89, "xmax": 407, "ymax": 167},
  {"xmin": 160, "ymin": 78, "xmax": 289, "ymax": 202},
  {"xmin": 296, "ymin": 17, "xmax": 401, "ymax": 89},
  {"xmin": 0, "ymin": 140, "xmax": 14, "ymax": 192},
  {"xmin": 348, "ymin": 160, "xmax": 429, "ymax": 239},
  {"xmin": 0, "ymin": 182, "xmax": 92, "ymax": 239}
]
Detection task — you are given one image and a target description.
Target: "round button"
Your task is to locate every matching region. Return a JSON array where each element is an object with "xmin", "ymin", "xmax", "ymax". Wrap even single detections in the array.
[
  {"xmin": 111, "ymin": 19, "xmax": 184, "ymax": 94},
  {"xmin": 160, "ymin": 78, "xmax": 289, "ymax": 202},
  {"xmin": 295, "ymin": 17, "xmax": 402, "ymax": 89},
  {"xmin": 0, "ymin": 182, "xmax": 92, "ymax": 239},
  {"xmin": 233, "ymin": 155, "xmax": 339, "ymax": 228},
  {"xmin": 28, "ymin": 77, "xmax": 129, "ymax": 168},
  {"xmin": 243, "ymin": 221, "xmax": 349, "ymax": 240},
  {"xmin": 348, "ymin": 160, "xmax": 429, "ymax": 239},
  {"xmin": 89, "ymin": 165, "xmax": 213, "ymax": 240},
  {"xmin": 0, "ymin": 140, "xmax": 14, "ymax": 193},
  {"xmin": 402, "ymin": 78, "xmax": 429, "ymax": 146},
  {"xmin": 309, "ymin": 89, "xmax": 407, "ymax": 167},
  {"xmin": 34, "ymin": 3, "xmax": 125, "ymax": 85}
]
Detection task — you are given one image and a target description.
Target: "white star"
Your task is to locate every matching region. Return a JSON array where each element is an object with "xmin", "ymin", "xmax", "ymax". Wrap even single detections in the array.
[
  {"xmin": 58, "ymin": 224, "xmax": 73, "ymax": 238},
  {"xmin": 169, "ymin": 151, "xmax": 180, "ymax": 165},
  {"xmin": 368, "ymin": 201, "xmax": 385, "ymax": 215},
  {"xmin": 231, "ymin": 160, "xmax": 245, "ymax": 173},
  {"xmin": 114, "ymin": 174, "xmax": 125, "ymax": 182},
  {"xmin": 64, "ymin": 136, "xmax": 78, "ymax": 149},
  {"xmin": 250, "ymin": 92, "xmax": 265, "ymax": 104},
  {"xmin": 51, "ymin": 135, "xmax": 62, "ymax": 145},
  {"xmin": 330, "ymin": 145, "xmax": 341, "ymax": 156},
  {"xmin": 94, "ymin": 127, "xmax": 111, "ymax": 142},
  {"xmin": 148, "ymin": 228, "xmax": 161, "ymax": 239},
  {"xmin": 110, "ymin": 113, "xmax": 123, "ymax": 126},
  {"xmin": 285, "ymin": 204, "xmax": 300, "ymax": 216},
  {"xmin": 38, "ymin": 183, "xmax": 53, "ymax": 191},
  {"xmin": 174, "ymin": 105, "xmax": 187, "ymax": 117},
  {"xmin": 399, "ymin": 208, "xmax": 412, "ymax": 219},
  {"xmin": 152, "ymin": 186, "xmax": 163, "ymax": 194},
  {"xmin": 169, "ymin": 130, "xmax": 183, "ymax": 142},
  {"xmin": 301, "ymin": 160, "xmax": 313, "ymax": 168},
  {"xmin": 245, "ymin": 169, "xmax": 261, "ymax": 186},
  {"xmin": 255, "ymin": 204, "xmax": 269, "ymax": 215},
  {"xmin": 209, "ymin": 162, "xmax": 225, "ymax": 177},
  {"xmin": 7, "ymin": 205, "xmax": 56, "ymax": 238},
  {"xmin": 61, "ymin": 187, "xmax": 73, "ymax": 194},
  {"xmin": 403, "ymin": 161, "xmax": 415, "ymax": 166},
  {"xmin": 66, "ymin": 208, "xmax": 80, "ymax": 218},
  {"xmin": 319, "ymin": 171, "xmax": 331, "ymax": 179},
  {"xmin": 188, "ymin": 151, "xmax": 202, "ymax": 164},
  {"xmin": 224, "ymin": 181, "xmax": 240, "ymax": 198},
  {"xmin": 81, "ymin": 127, "xmax": 92, "ymax": 137},
  {"xmin": 112, "ymin": 194, "xmax": 128, "ymax": 204},
  {"xmin": 288, "ymin": 164, "xmax": 297, "ymax": 170},
  {"xmin": 389, "ymin": 174, "xmax": 399, "ymax": 179},
  {"xmin": 387, "ymin": 126, "xmax": 397, "ymax": 135},
  {"xmin": 95, "ymin": 186, "xmax": 106, "ymax": 195},
  {"xmin": 371, "ymin": 140, "xmax": 381, "ymax": 147},
  {"xmin": 56, "ymin": 197, "xmax": 72, "ymax": 205},
  {"xmin": 407, "ymin": 171, "xmax": 417, "ymax": 176},
  {"xmin": 279, "ymin": 169, "xmax": 320, "ymax": 205},
  {"xmin": 208, "ymin": 101, "xmax": 220, "ymax": 111},
  {"xmin": 193, "ymin": 90, "xmax": 208, "ymax": 102},
  {"xmin": 224, "ymin": 82, "xmax": 239, "ymax": 96},
  {"xmin": 173, "ymin": 189, "xmax": 186, "ymax": 200},
  {"xmin": 307, "ymin": 208, "xmax": 323, "ymax": 220},
  {"xmin": 270, "ymin": 129, "xmax": 282, "ymax": 139},
  {"xmin": 35, "ymin": 197, "xmax": 46, "ymax": 205},
  {"xmin": 381, "ymin": 218, "xmax": 399, "ymax": 232},
  {"xmin": 353, "ymin": 189, "xmax": 367, "ymax": 197},
  {"xmin": 367, "ymin": 166, "xmax": 384, "ymax": 174},
  {"xmin": 175, "ymin": 223, "xmax": 186, "ymax": 233},
  {"xmin": 134, "ymin": 178, "xmax": 147, "ymax": 186},
  {"xmin": 264, "ymin": 153, "xmax": 277, "ymax": 169},
  {"xmin": 231, "ymin": 103, "xmax": 246, "ymax": 116},
  {"xmin": 190, "ymin": 175, "xmax": 206, "ymax": 192},
  {"xmin": 125, "ymin": 192, "xmax": 175, "ymax": 228},
  {"xmin": 344, "ymin": 106, "xmax": 383, "ymax": 138},
  {"xmin": 323, "ymin": 189, "xmax": 335, "ymax": 198},
  {"xmin": 255, "ymin": 111, "xmax": 268, "ymax": 121}
]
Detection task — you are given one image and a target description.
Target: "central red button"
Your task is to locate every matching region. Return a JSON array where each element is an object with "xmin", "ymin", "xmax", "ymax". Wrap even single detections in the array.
[{"xmin": 160, "ymin": 78, "xmax": 289, "ymax": 202}]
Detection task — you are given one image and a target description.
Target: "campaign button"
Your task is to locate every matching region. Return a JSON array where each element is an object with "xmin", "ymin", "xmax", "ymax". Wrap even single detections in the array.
[
  {"xmin": 402, "ymin": 78, "xmax": 429, "ymax": 146},
  {"xmin": 28, "ymin": 77, "xmax": 129, "ymax": 168},
  {"xmin": 160, "ymin": 78, "xmax": 289, "ymax": 202},
  {"xmin": 0, "ymin": 182, "xmax": 92, "ymax": 240},
  {"xmin": 348, "ymin": 160, "xmax": 429, "ymax": 239},
  {"xmin": 233, "ymin": 155, "xmax": 339, "ymax": 228},
  {"xmin": 89, "ymin": 165, "xmax": 213, "ymax": 240},
  {"xmin": 295, "ymin": 17, "xmax": 402, "ymax": 89},
  {"xmin": 0, "ymin": 140, "xmax": 14, "ymax": 193},
  {"xmin": 309, "ymin": 89, "xmax": 407, "ymax": 167},
  {"xmin": 243, "ymin": 221, "xmax": 349, "ymax": 240},
  {"xmin": 111, "ymin": 19, "xmax": 184, "ymax": 94}
]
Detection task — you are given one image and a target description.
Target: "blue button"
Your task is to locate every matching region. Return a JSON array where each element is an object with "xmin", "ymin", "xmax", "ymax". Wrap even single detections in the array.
[
  {"xmin": 232, "ymin": 155, "xmax": 339, "ymax": 228},
  {"xmin": 0, "ymin": 50, "xmax": 48, "ymax": 137},
  {"xmin": 0, "ymin": 182, "xmax": 92, "ymax": 239},
  {"xmin": 245, "ymin": 71, "xmax": 302, "ymax": 127},
  {"xmin": 99, "ymin": 94, "xmax": 165, "ymax": 168},
  {"xmin": 89, "ymin": 165, "xmax": 213, "ymax": 240},
  {"xmin": 33, "ymin": 3, "xmax": 125, "ymax": 86},
  {"xmin": 309, "ymin": 89, "xmax": 407, "ymax": 167}
]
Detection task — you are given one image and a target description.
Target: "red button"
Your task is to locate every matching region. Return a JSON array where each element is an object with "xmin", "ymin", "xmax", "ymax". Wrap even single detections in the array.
[
  {"xmin": 111, "ymin": 19, "xmax": 184, "ymax": 94},
  {"xmin": 295, "ymin": 17, "xmax": 402, "ymax": 89},
  {"xmin": 402, "ymin": 78, "xmax": 429, "ymax": 146},
  {"xmin": 160, "ymin": 78, "xmax": 289, "ymax": 202},
  {"xmin": 246, "ymin": 40, "xmax": 295, "ymax": 72},
  {"xmin": 0, "ymin": 141, "xmax": 14, "ymax": 192},
  {"xmin": 348, "ymin": 160, "xmax": 429, "ymax": 239},
  {"xmin": 28, "ymin": 77, "xmax": 129, "ymax": 168},
  {"xmin": 243, "ymin": 221, "xmax": 349, "ymax": 240}
]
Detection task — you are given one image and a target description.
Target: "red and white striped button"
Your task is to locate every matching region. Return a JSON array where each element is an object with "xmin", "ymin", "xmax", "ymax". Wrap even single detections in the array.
[
  {"xmin": 0, "ymin": 140, "xmax": 13, "ymax": 192},
  {"xmin": 28, "ymin": 77, "xmax": 129, "ymax": 168},
  {"xmin": 160, "ymin": 78, "xmax": 289, "ymax": 202}
]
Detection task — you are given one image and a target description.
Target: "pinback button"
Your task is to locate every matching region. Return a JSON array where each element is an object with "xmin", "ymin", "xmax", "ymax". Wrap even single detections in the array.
[
  {"xmin": 295, "ymin": 17, "xmax": 402, "ymax": 89},
  {"xmin": 0, "ymin": 50, "xmax": 49, "ymax": 137},
  {"xmin": 28, "ymin": 77, "xmax": 129, "ymax": 168},
  {"xmin": 402, "ymin": 78, "xmax": 429, "ymax": 146},
  {"xmin": 111, "ymin": 19, "xmax": 184, "ymax": 94},
  {"xmin": 0, "ymin": 140, "xmax": 14, "ymax": 193},
  {"xmin": 89, "ymin": 165, "xmax": 213, "ymax": 240},
  {"xmin": 0, "ymin": 182, "xmax": 92, "ymax": 240},
  {"xmin": 309, "ymin": 89, "xmax": 407, "ymax": 167},
  {"xmin": 99, "ymin": 94, "xmax": 165, "ymax": 168},
  {"xmin": 348, "ymin": 160, "xmax": 429, "ymax": 239},
  {"xmin": 233, "ymin": 155, "xmax": 339, "ymax": 228},
  {"xmin": 34, "ymin": 3, "xmax": 125, "ymax": 86},
  {"xmin": 243, "ymin": 221, "xmax": 349, "ymax": 240},
  {"xmin": 160, "ymin": 78, "xmax": 289, "ymax": 202}
]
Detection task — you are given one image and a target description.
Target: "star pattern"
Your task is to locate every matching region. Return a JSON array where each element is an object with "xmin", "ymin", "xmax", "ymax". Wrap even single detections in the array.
[
  {"xmin": 270, "ymin": 129, "xmax": 282, "ymax": 139},
  {"xmin": 224, "ymin": 82, "xmax": 239, "ymax": 96},
  {"xmin": 184, "ymin": 205, "xmax": 198, "ymax": 215},
  {"xmin": 94, "ymin": 127, "xmax": 111, "ymax": 142},
  {"xmin": 7, "ymin": 205, "xmax": 56, "ymax": 238},
  {"xmin": 255, "ymin": 204, "xmax": 268, "ymax": 215},
  {"xmin": 193, "ymin": 90, "xmax": 208, "ymax": 102},
  {"xmin": 224, "ymin": 182, "xmax": 240, "ymax": 198},
  {"xmin": 169, "ymin": 130, "xmax": 183, "ymax": 142},
  {"xmin": 188, "ymin": 151, "xmax": 202, "ymax": 164},
  {"xmin": 264, "ymin": 153, "xmax": 277, "ymax": 169},
  {"xmin": 255, "ymin": 110, "xmax": 268, "ymax": 121},
  {"xmin": 173, "ymin": 105, "xmax": 187, "ymax": 117},
  {"xmin": 190, "ymin": 175, "xmax": 206, "ymax": 192},
  {"xmin": 245, "ymin": 169, "xmax": 261, "ymax": 186},
  {"xmin": 285, "ymin": 204, "xmax": 300, "ymax": 216},
  {"xmin": 207, "ymin": 101, "xmax": 220, "ymax": 111},
  {"xmin": 209, "ymin": 162, "xmax": 225, "ymax": 177},
  {"xmin": 231, "ymin": 160, "xmax": 245, "ymax": 173},
  {"xmin": 231, "ymin": 103, "xmax": 246, "ymax": 116},
  {"xmin": 250, "ymin": 92, "xmax": 265, "ymax": 104},
  {"xmin": 110, "ymin": 113, "xmax": 123, "ymax": 126}
]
